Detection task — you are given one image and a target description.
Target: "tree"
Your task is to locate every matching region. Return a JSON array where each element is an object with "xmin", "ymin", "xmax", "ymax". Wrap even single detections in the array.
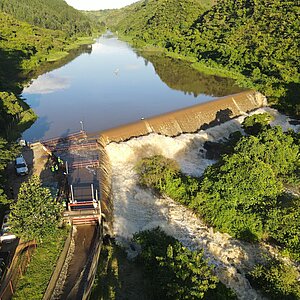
[
  {"xmin": 10, "ymin": 175, "xmax": 63, "ymax": 242},
  {"xmin": 248, "ymin": 258, "xmax": 300, "ymax": 299},
  {"xmin": 135, "ymin": 155, "xmax": 199, "ymax": 205},
  {"xmin": 242, "ymin": 113, "xmax": 274, "ymax": 135},
  {"xmin": 134, "ymin": 228, "xmax": 223, "ymax": 299}
]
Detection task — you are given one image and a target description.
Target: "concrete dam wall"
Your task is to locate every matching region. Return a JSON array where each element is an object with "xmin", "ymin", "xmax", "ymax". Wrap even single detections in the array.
[
  {"xmin": 97, "ymin": 90, "xmax": 266, "ymax": 234},
  {"xmin": 100, "ymin": 90, "xmax": 266, "ymax": 144}
]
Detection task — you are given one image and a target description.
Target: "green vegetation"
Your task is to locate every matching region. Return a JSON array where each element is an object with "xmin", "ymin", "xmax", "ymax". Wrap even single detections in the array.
[
  {"xmin": 0, "ymin": 11, "xmax": 95, "ymax": 91},
  {"xmin": 0, "ymin": 0, "xmax": 98, "ymax": 36},
  {"xmin": 102, "ymin": 0, "xmax": 300, "ymax": 116},
  {"xmin": 135, "ymin": 116, "xmax": 300, "ymax": 296},
  {"xmin": 248, "ymin": 258, "xmax": 300, "ymax": 299},
  {"xmin": 91, "ymin": 242, "xmax": 154, "ymax": 300},
  {"xmin": 13, "ymin": 226, "xmax": 69, "ymax": 300},
  {"xmin": 133, "ymin": 228, "xmax": 236, "ymax": 299},
  {"xmin": 10, "ymin": 176, "xmax": 64, "ymax": 242},
  {"xmin": 242, "ymin": 113, "xmax": 274, "ymax": 135},
  {"xmin": 106, "ymin": 0, "xmax": 211, "ymax": 48},
  {"xmin": 135, "ymin": 119, "xmax": 300, "ymax": 260},
  {"xmin": 91, "ymin": 235, "xmax": 236, "ymax": 300},
  {"xmin": 135, "ymin": 155, "xmax": 199, "ymax": 205}
]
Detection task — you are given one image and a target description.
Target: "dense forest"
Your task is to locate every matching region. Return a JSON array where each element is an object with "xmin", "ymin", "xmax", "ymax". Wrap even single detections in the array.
[
  {"xmin": 101, "ymin": 0, "xmax": 300, "ymax": 116},
  {"xmin": 0, "ymin": 0, "xmax": 96, "ymax": 36}
]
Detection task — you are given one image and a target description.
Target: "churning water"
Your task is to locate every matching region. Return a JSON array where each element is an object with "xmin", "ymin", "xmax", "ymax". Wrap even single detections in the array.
[{"xmin": 106, "ymin": 108, "xmax": 299, "ymax": 300}]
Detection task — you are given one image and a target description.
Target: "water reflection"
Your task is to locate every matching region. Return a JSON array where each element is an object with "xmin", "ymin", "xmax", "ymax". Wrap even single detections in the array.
[
  {"xmin": 23, "ymin": 74, "xmax": 71, "ymax": 94},
  {"xmin": 141, "ymin": 52, "xmax": 244, "ymax": 97},
  {"xmin": 22, "ymin": 35, "xmax": 242, "ymax": 141}
]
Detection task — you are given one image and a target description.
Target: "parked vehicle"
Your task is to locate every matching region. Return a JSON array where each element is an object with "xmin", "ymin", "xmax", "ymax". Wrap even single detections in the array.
[
  {"xmin": 15, "ymin": 155, "xmax": 29, "ymax": 176},
  {"xmin": 0, "ymin": 213, "xmax": 16, "ymax": 243}
]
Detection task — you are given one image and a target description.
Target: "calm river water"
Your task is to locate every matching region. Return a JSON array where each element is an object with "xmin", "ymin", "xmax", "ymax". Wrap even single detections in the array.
[{"xmin": 22, "ymin": 33, "xmax": 242, "ymax": 141}]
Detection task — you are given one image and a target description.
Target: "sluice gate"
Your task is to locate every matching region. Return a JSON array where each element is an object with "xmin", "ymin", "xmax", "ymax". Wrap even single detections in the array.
[{"xmin": 41, "ymin": 132, "xmax": 104, "ymax": 300}]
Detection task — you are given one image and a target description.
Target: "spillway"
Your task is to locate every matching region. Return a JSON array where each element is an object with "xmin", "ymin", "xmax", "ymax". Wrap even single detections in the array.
[
  {"xmin": 100, "ymin": 90, "xmax": 266, "ymax": 144},
  {"xmin": 101, "ymin": 105, "xmax": 298, "ymax": 300}
]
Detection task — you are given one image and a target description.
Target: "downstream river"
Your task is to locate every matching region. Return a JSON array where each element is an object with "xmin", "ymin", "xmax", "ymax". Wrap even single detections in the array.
[{"xmin": 22, "ymin": 33, "xmax": 242, "ymax": 141}]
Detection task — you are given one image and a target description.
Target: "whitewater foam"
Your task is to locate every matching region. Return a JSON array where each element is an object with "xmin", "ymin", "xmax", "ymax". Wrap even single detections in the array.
[{"xmin": 106, "ymin": 108, "xmax": 299, "ymax": 299}]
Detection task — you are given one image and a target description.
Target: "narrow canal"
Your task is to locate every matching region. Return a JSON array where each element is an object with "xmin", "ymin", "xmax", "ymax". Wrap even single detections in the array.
[{"xmin": 22, "ymin": 32, "xmax": 242, "ymax": 141}]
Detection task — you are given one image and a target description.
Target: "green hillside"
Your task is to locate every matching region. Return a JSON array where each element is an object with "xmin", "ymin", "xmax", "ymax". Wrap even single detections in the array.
[
  {"xmin": 107, "ymin": 0, "xmax": 213, "ymax": 47},
  {"xmin": 103, "ymin": 0, "xmax": 300, "ymax": 115},
  {"xmin": 0, "ymin": 0, "xmax": 95, "ymax": 36}
]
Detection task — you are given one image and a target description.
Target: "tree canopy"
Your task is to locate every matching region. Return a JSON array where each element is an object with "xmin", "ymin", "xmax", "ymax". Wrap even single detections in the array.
[
  {"xmin": 133, "ymin": 227, "xmax": 235, "ymax": 299},
  {"xmin": 10, "ymin": 175, "xmax": 63, "ymax": 242},
  {"xmin": 0, "ymin": 0, "xmax": 96, "ymax": 36}
]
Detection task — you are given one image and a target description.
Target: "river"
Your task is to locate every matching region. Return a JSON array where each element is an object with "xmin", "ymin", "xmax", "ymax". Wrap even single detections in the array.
[{"xmin": 22, "ymin": 33, "xmax": 242, "ymax": 141}]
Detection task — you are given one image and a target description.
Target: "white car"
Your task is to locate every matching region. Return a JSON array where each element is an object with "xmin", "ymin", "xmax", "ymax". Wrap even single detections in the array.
[
  {"xmin": 15, "ymin": 155, "xmax": 29, "ymax": 176},
  {"xmin": 0, "ymin": 214, "xmax": 16, "ymax": 243}
]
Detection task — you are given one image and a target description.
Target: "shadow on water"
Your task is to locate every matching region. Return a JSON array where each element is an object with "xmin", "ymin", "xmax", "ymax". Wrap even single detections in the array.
[
  {"xmin": 22, "ymin": 116, "xmax": 52, "ymax": 142},
  {"xmin": 23, "ymin": 44, "xmax": 93, "ymax": 84},
  {"xmin": 140, "ymin": 52, "xmax": 245, "ymax": 97}
]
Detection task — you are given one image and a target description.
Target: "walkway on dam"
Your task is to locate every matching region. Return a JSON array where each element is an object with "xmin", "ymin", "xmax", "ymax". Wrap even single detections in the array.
[
  {"xmin": 41, "ymin": 131, "xmax": 102, "ymax": 300},
  {"xmin": 42, "ymin": 131, "xmax": 102, "ymax": 220}
]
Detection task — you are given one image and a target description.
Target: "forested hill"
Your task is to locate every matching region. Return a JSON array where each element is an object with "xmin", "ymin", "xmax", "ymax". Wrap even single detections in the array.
[
  {"xmin": 104, "ymin": 0, "xmax": 300, "ymax": 116},
  {"xmin": 0, "ymin": 0, "xmax": 94, "ymax": 36},
  {"xmin": 106, "ymin": 0, "xmax": 215, "ymax": 46}
]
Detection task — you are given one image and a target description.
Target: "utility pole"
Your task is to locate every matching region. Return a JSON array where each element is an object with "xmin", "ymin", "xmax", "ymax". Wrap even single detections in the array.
[{"xmin": 80, "ymin": 120, "xmax": 84, "ymax": 132}]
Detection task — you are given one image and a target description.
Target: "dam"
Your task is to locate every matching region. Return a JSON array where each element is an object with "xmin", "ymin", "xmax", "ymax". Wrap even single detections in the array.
[
  {"xmin": 100, "ymin": 90, "xmax": 266, "ymax": 144},
  {"xmin": 40, "ymin": 90, "xmax": 271, "ymax": 299}
]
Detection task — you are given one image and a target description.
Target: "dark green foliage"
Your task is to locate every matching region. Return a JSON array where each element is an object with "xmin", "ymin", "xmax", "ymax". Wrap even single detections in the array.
[
  {"xmin": 134, "ymin": 228, "xmax": 235, "ymax": 299},
  {"xmin": 242, "ymin": 112, "xmax": 274, "ymax": 135},
  {"xmin": 234, "ymin": 127, "xmax": 299, "ymax": 179},
  {"xmin": 135, "ymin": 155, "xmax": 199, "ymax": 205},
  {"xmin": 196, "ymin": 126, "xmax": 299, "ymax": 248},
  {"xmin": 0, "ymin": 0, "xmax": 94, "ymax": 36},
  {"xmin": 10, "ymin": 175, "xmax": 64, "ymax": 242},
  {"xmin": 248, "ymin": 258, "xmax": 300, "ymax": 299},
  {"xmin": 194, "ymin": 155, "xmax": 281, "ymax": 241},
  {"xmin": 0, "ymin": 138, "xmax": 19, "ymax": 205},
  {"xmin": 188, "ymin": 0, "xmax": 300, "ymax": 113},
  {"xmin": 135, "ymin": 125, "xmax": 300, "ymax": 258},
  {"xmin": 107, "ymin": 0, "xmax": 212, "ymax": 48},
  {"xmin": 267, "ymin": 198, "xmax": 300, "ymax": 262}
]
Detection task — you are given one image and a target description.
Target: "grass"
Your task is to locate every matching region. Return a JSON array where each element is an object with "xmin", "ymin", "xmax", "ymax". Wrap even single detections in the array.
[{"xmin": 13, "ymin": 226, "xmax": 69, "ymax": 300}]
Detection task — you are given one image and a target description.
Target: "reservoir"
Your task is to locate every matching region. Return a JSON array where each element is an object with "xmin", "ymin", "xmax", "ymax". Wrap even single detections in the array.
[{"xmin": 22, "ymin": 33, "xmax": 242, "ymax": 141}]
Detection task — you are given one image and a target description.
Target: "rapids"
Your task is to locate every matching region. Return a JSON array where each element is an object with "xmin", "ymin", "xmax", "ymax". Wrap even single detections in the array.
[{"xmin": 106, "ymin": 108, "xmax": 299, "ymax": 299}]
